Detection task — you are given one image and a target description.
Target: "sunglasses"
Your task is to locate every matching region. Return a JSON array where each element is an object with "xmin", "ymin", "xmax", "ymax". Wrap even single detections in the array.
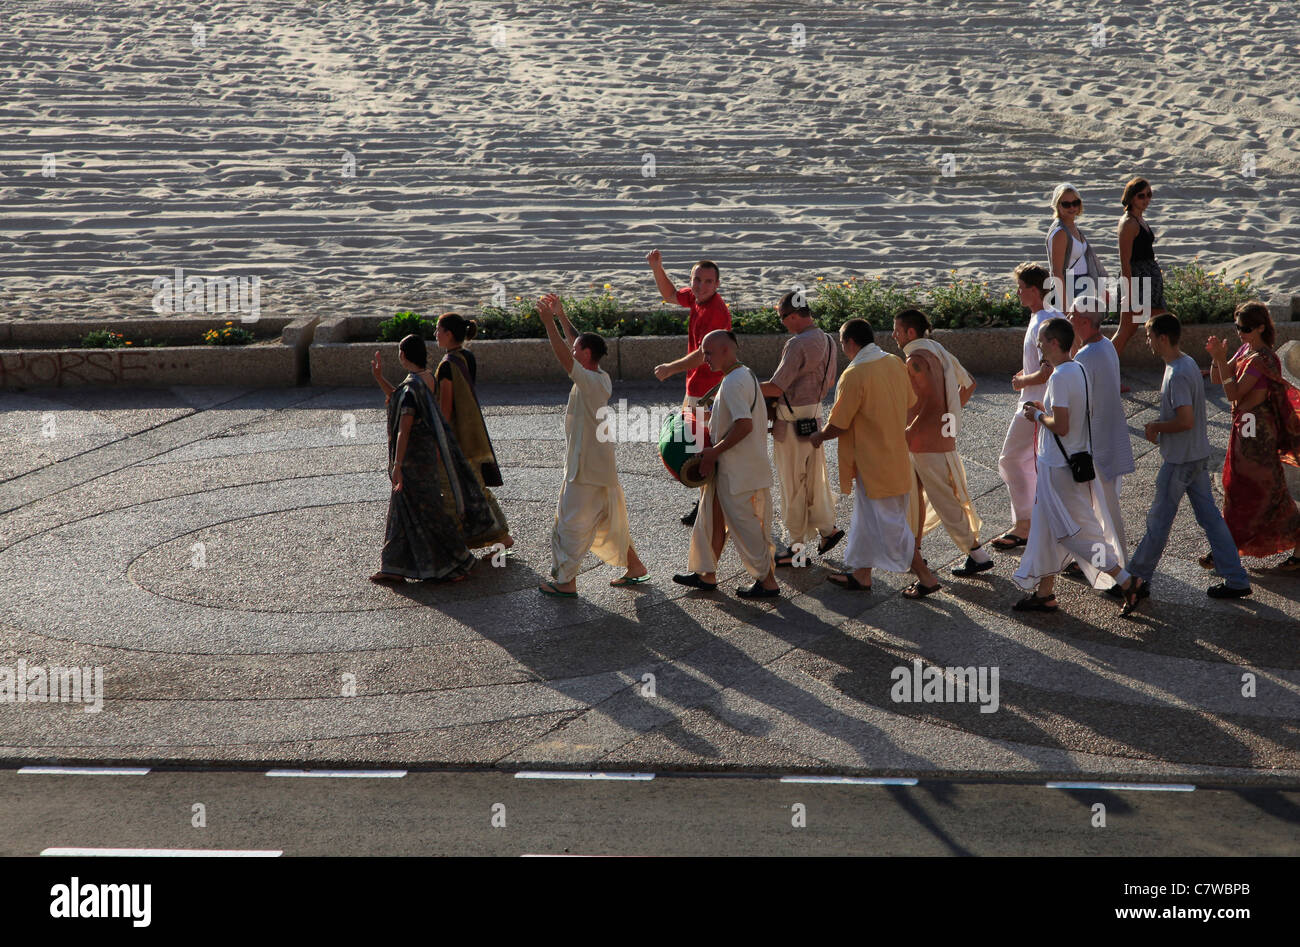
[
  {"xmin": 1059, "ymin": 199, "xmax": 1082, "ymax": 209},
  {"xmin": 1235, "ymin": 323, "xmax": 1255, "ymax": 332}
]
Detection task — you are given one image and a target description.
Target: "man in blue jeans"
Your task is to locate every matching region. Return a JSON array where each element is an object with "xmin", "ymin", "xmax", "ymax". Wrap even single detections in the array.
[{"xmin": 1128, "ymin": 313, "xmax": 1252, "ymax": 606}]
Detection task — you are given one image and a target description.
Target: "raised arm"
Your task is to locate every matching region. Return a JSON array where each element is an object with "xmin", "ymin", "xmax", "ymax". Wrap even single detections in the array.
[
  {"xmin": 372, "ymin": 351, "xmax": 396, "ymax": 403},
  {"xmin": 538, "ymin": 293, "xmax": 574, "ymax": 374},
  {"xmin": 646, "ymin": 249, "xmax": 680, "ymax": 304}
]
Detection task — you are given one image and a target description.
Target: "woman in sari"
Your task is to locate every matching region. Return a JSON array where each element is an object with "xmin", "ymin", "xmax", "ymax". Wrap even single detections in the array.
[
  {"xmin": 369, "ymin": 335, "xmax": 509, "ymax": 584},
  {"xmin": 1204, "ymin": 301, "xmax": 1300, "ymax": 571},
  {"xmin": 434, "ymin": 312, "xmax": 514, "ymax": 550}
]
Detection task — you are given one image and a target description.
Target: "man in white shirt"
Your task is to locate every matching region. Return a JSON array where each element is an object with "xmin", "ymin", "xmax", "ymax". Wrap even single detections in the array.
[
  {"xmin": 674, "ymin": 330, "xmax": 779, "ymax": 599},
  {"xmin": 993, "ymin": 263, "xmax": 1063, "ymax": 551},
  {"xmin": 1068, "ymin": 296, "xmax": 1135, "ymax": 575},
  {"xmin": 536, "ymin": 294, "xmax": 648, "ymax": 598},
  {"xmin": 1012, "ymin": 317, "xmax": 1139, "ymax": 614}
]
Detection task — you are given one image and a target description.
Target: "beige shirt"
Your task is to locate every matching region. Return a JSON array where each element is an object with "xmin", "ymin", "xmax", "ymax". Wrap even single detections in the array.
[
  {"xmin": 711, "ymin": 364, "xmax": 772, "ymax": 495},
  {"xmin": 769, "ymin": 327, "xmax": 837, "ymax": 407},
  {"xmin": 564, "ymin": 362, "xmax": 617, "ymax": 486}
]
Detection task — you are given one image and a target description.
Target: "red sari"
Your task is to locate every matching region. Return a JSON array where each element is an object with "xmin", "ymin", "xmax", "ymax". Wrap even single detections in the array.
[{"xmin": 1222, "ymin": 343, "xmax": 1300, "ymax": 558}]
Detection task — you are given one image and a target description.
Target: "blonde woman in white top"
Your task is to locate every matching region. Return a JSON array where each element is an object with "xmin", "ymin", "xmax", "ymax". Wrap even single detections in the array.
[{"xmin": 1046, "ymin": 184, "xmax": 1104, "ymax": 313}]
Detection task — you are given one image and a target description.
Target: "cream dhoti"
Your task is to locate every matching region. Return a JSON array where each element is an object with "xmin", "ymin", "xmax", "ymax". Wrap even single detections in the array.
[
  {"xmin": 689, "ymin": 481, "xmax": 776, "ymax": 581},
  {"xmin": 772, "ymin": 401, "xmax": 837, "ymax": 547},
  {"xmin": 551, "ymin": 480, "xmax": 632, "ymax": 585},
  {"xmin": 908, "ymin": 450, "xmax": 983, "ymax": 553},
  {"xmin": 1013, "ymin": 465, "xmax": 1124, "ymax": 590}
]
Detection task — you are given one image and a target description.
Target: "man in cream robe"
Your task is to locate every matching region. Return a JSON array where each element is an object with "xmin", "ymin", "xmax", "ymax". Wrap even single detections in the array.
[
  {"xmin": 674, "ymin": 330, "xmax": 780, "ymax": 599},
  {"xmin": 536, "ymin": 294, "xmax": 647, "ymax": 597},
  {"xmin": 761, "ymin": 291, "xmax": 843, "ymax": 565},
  {"xmin": 892, "ymin": 309, "xmax": 992, "ymax": 577}
]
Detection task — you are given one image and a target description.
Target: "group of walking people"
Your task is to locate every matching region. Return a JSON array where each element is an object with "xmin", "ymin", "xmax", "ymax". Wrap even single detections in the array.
[{"xmin": 370, "ymin": 184, "xmax": 1300, "ymax": 611}]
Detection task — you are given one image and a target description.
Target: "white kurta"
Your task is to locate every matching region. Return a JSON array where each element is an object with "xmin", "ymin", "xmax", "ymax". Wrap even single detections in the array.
[{"xmin": 550, "ymin": 361, "xmax": 632, "ymax": 583}]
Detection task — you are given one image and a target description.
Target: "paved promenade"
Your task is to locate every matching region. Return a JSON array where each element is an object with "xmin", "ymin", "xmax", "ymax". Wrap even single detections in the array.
[{"xmin": 2, "ymin": 372, "xmax": 1297, "ymax": 783}]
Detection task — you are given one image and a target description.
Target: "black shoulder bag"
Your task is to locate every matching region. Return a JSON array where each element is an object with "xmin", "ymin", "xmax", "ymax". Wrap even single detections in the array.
[{"xmin": 1049, "ymin": 362, "xmax": 1095, "ymax": 483}]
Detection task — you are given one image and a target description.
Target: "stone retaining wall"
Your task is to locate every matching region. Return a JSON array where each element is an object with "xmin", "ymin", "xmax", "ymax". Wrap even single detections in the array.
[{"xmin": 0, "ymin": 317, "xmax": 318, "ymax": 390}]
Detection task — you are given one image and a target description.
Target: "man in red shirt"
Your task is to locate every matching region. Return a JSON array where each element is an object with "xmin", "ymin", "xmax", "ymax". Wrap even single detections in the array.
[{"xmin": 646, "ymin": 250, "xmax": 733, "ymax": 525}]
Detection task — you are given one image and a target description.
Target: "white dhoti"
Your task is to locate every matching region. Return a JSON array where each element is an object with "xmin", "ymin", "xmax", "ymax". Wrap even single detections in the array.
[
  {"xmin": 688, "ymin": 481, "xmax": 775, "ymax": 581},
  {"xmin": 998, "ymin": 411, "xmax": 1038, "ymax": 525},
  {"xmin": 551, "ymin": 480, "xmax": 631, "ymax": 584},
  {"xmin": 1014, "ymin": 465, "xmax": 1124, "ymax": 591},
  {"xmin": 844, "ymin": 478, "xmax": 915, "ymax": 572},
  {"xmin": 908, "ymin": 450, "xmax": 983, "ymax": 554},
  {"xmin": 772, "ymin": 404, "xmax": 837, "ymax": 546},
  {"xmin": 1094, "ymin": 474, "xmax": 1127, "ymax": 562}
]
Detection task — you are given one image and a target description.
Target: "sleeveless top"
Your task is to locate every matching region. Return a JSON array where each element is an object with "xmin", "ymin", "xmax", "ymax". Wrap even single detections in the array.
[
  {"xmin": 1130, "ymin": 218, "xmax": 1156, "ymax": 262},
  {"xmin": 1046, "ymin": 222, "xmax": 1088, "ymax": 276}
]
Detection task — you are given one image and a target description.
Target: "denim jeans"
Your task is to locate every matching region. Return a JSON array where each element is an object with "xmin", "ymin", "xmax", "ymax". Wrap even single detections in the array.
[{"xmin": 1129, "ymin": 457, "xmax": 1251, "ymax": 589}]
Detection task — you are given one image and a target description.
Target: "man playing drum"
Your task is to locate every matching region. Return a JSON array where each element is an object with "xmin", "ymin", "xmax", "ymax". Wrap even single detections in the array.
[
  {"xmin": 760, "ymin": 290, "xmax": 844, "ymax": 566},
  {"xmin": 673, "ymin": 331, "xmax": 780, "ymax": 599}
]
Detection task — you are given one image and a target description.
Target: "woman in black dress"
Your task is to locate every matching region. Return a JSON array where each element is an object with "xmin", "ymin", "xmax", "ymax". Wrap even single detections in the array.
[
  {"xmin": 1115, "ymin": 176, "xmax": 1167, "ymax": 356},
  {"xmin": 369, "ymin": 335, "xmax": 508, "ymax": 584}
]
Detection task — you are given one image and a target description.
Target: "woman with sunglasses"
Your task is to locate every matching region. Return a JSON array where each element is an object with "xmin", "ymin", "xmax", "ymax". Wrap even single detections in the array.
[
  {"xmin": 1114, "ymin": 177, "xmax": 1167, "ymax": 357},
  {"xmin": 1046, "ymin": 184, "xmax": 1105, "ymax": 313},
  {"xmin": 1204, "ymin": 301, "xmax": 1300, "ymax": 572}
]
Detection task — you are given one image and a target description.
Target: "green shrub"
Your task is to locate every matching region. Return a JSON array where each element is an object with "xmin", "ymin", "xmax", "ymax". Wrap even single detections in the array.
[
  {"xmin": 401, "ymin": 264, "xmax": 1265, "ymax": 342},
  {"xmin": 80, "ymin": 329, "xmax": 128, "ymax": 348},
  {"xmin": 377, "ymin": 311, "xmax": 435, "ymax": 342},
  {"xmin": 1164, "ymin": 262, "xmax": 1259, "ymax": 324}
]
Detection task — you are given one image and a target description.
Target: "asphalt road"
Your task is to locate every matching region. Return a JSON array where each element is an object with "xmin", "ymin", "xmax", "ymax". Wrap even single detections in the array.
[{"xmin": 4, "ymin": 769, "xmax": 1297, "ymax": 857}]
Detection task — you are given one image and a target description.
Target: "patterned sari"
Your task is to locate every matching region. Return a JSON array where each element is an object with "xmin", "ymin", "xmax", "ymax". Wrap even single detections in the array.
[
  {"xmin": 1222, "ymin": 344, "xmax": 1300, "ymax": 558},
  {"xmin": 381, "ymin": 374, "xmax": 508, "ymax": 579}
]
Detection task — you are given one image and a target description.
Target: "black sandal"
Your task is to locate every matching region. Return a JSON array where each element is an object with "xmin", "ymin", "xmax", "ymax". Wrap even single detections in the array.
[
  {"xmin": 818, "ymin": 529, "xmax": 846, "ymax": 555},
  {"xmin": 1012, "ymin": 592, "xmax": 1057, "ymax": 612},
  {"xmin": 1119, "ymin": 577, "xmax": 1142, "ymax": 617},
  {"xmin": 827, "ymin": 571, "xmax": 871, "ymax": 592},
  {"xmin": 902, "ymin": 581, "xmax": 942, "ymax": 599},
  {"xmin": 991, "ymin": 532, "xmax": 1028, "ymax": 551}
]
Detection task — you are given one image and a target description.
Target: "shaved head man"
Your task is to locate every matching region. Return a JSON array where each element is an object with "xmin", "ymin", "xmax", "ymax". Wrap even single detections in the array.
[{"xmin": 674, "ymin": 330, "xmax": 780, "ymax": 599}]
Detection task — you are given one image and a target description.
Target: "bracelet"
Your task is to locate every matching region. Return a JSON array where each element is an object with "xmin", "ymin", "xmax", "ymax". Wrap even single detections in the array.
[{"xmin": 1034, "ymin": 409, "xmax": 1046, "ymax": 423}]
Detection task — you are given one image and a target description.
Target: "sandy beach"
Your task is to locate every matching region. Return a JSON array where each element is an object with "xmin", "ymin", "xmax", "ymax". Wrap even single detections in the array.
[{"xmin": 1, "ymin": 0, "xmax": 1297, "ymax": 322}]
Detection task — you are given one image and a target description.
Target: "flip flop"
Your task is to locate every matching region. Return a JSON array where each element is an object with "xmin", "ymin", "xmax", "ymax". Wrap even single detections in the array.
[
  {"xmin": 610, "ymin": 574, "xmax": 650, "ymax": 587},
  {"xmin": 538, "ymin": 581, "xmax": 578, "ymax": 598},
  {"xmin": 827, "ymin": 571, "xmax": 871, "ymax": 592},
  {"xmin": 369, "ymin": 571, "xmax": 404, "ymax": 584},
  {"xmin": 991, "ymin": 533, "xmax": 1027, "ymax": 551},
  {"xmin": 902, "ymin": 581, "xmax": 942, "ymax": 599},
  {"xmin": 774, "ymin": 545, "xmax": 797, "ymax": 567},
  {"xmin": 818, "ymin": 529, "xmax": 846, "ymax": 555}
]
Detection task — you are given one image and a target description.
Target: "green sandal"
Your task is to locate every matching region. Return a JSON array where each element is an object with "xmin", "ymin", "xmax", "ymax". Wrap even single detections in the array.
[{"xmin": 610, "ymin": 574, "xmax": 650, "ymax": 587}]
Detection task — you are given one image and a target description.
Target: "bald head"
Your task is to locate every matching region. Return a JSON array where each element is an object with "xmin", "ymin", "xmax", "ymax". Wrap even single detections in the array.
[
  {"xmin": 701, "ymin": 329, "xmax": 739, "ymax": 373},
  {"xmin": 1069, "ymin": 296, "xmax": 1104, "ymax": 324}
]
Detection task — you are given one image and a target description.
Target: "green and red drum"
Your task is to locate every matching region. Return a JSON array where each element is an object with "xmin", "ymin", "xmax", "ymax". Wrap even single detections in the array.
[{"xmin": 658, "ymin": 409, "xmax": 713, "ymax": 487}]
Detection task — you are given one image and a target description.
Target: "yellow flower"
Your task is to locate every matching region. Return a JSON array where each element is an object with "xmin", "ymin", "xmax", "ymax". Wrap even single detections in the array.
[
  {"xmin": 515, "ymin": 296, "xmax": 522, "ymax": 300},
  {"xmin": 603, "ymin": 283, "xmax": 611, "ymax": 289},
  {"xmin": 125, "ymin": 341, "xmax": 132, "ymax": 345},
  {"xmin": 816, "ymin": 276, "xmax": 824, "ymax": 281}
]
